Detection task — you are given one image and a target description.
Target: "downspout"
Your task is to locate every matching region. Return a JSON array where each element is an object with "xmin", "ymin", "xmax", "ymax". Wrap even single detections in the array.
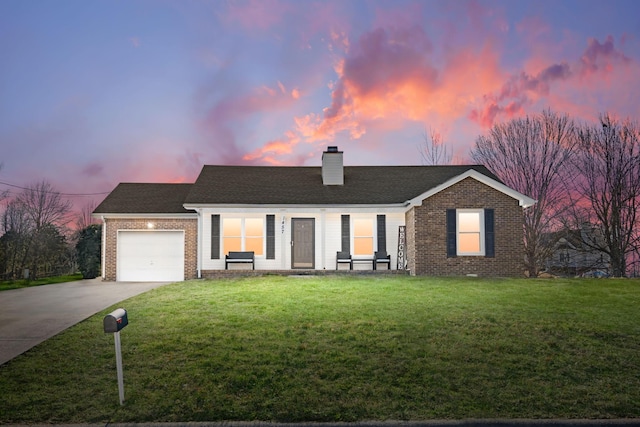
[
  {"xmin": 196, "ymin": 209, "xmax": 202, "ymax": 279},
  {"xmin": 320, "ymin": 209, "xmax": 326, "ymax": 269},
  {"xmin": 101, "ymin": 216, "xmax": 106, "ymax": 280}
]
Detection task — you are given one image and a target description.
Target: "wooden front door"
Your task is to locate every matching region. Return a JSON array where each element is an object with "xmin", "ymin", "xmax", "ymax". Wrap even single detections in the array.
[{"xmin": 292, "ymin": 218, "xmax": 314, "ymax": 269}]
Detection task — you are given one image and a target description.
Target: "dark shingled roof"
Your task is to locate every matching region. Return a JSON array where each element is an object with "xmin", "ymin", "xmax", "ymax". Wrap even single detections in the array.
[
  {"xmin": 94, "ymin": 165, "xmax": 501, "ymax": 214},
  {"xmin": 94, "ymin": 183, "xmax": 193, "ymax": 214},
  {"xmin": 184, "ymin": 165, "xmax": 500, "ymax": 205}
]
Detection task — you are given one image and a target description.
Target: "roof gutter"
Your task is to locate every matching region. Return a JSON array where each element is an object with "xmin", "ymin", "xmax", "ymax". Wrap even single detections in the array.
[
  {"xmin": 92, "ymin": 213, "xmax": 198, "ymax": 219},
  {"xmin": 405, "ymin": 169, "xmax": 537, "ymax": 209},
  {"xmin": 182, "ymin": 203, "xmax": 408, "ymax": 211}
]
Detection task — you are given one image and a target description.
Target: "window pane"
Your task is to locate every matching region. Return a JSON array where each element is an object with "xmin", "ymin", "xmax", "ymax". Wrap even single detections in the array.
[
  {"xmin": 223, "ymin": 237, "xmax": 242, "ymax": 254},
  {"xmin": 245, "ymin": 218, "xmax": 263, "ymax": 237},
  {"xmin": 459, "ymin": 233, "xmax": 481, "ymax": 253},
  {"xmin": 458, "ymin": 212, "xmax": 480, "ymax": 232},
  {"xmin": 245, "ymin": 237, "xmax": 263, "ymax": 255},
  {"xmin": 223, "ymin": 218, "xmax": 242, "ymax": 237},
  {"xmin": 354, "ymin": 237, "xmax": 373, "ymax": 255},
  {"xmin": 354, "ymin": 219, "xmax": 372, "ymax": 236}
]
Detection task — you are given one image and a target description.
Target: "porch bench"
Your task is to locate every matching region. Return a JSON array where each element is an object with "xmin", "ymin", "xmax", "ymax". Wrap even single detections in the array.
[
  {"xmin": 225, "ymin": 251, "xmax": 255, "ymax": 270},
  {"xmin": 337, "ymin": 251, "xmax": 391, "ymax": 270}
]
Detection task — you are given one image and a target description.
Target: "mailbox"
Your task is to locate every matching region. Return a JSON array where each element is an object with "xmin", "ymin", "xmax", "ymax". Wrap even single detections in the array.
[
  {"xmin": 103, "ymin": 308, "xmax": 128, "ymax": 405},
  {"xmin": 103, "ymin": 308, "xmax": 128, "ymax": 333}
]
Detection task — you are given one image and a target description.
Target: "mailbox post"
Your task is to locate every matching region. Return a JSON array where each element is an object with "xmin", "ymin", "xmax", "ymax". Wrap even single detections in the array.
[{"xmin": 103, "ymin": 308, "xmax": 128, "ymax": 405}]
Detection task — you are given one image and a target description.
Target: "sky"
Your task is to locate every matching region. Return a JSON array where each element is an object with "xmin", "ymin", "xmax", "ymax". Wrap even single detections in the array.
[{"xmin": 1, "ymin": 0, "xmax": 640, "ymax": 212}]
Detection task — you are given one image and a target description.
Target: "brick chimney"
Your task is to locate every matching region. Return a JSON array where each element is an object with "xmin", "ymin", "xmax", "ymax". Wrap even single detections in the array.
[{"xmin": 322, "ymin": 146, "xmax": 344, "ymax": 185}]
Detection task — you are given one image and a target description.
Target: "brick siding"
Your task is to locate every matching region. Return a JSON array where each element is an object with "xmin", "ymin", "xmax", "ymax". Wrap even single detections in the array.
[
  {"xmin": 406, "ymin": 177, "xmax": 525, "ymax": 277},
  {"xmin": 103, "ymin": 218, "xmax": 198, "ymax": 281}
]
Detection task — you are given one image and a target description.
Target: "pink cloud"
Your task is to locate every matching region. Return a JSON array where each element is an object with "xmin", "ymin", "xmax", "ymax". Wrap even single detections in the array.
[
  {"xmin": 469, "ymin": 100, "xmax": 525, "ymax": 130},
  {"xmin": 240, "ymin": 17, "xmax": 639, "ymax": 166},
  {"xmin": 220, "ymin": 0, "xmax": 353, "ymax": 55},
  {"xmin": 329, "ymin": 29, "xmax": 350, "ymax": 52},
  {"xmin": 193, "ymin": 78, "xmax": 303, "ymax": 165},
  {"xmin": 292, "ymin": 24, "xmax": 508, "ymax": 140},
  {"xmin": 468, "ymin": 62, "xmax": 572, "ymax": 127},
  {"xmin": 301, "ymin": 2, "xmax": 352, "ymax": 50},
  {"xmin": 579, "ymin": 36, "xmax": 631, "ymax": 78},
  {"xmin": 222, "ymin": 0, "xmax": 288, "ymax": 31},
  {"xmin": 243, "ymin": 131, "xmax": 300, "ymax": 162},
  {"xmin": 245, "ymin": 21, "xmax": 509, "ymax": 165},
  {"xmin": 204, "ymin": 82, "xmax": 299, "ymax": 121},
  {"xmin": 469, "ymin": 36, "xmax": 634, "ymax": 128},
  {"xmin": 371, "ymin": 1, "xmax": 425, "ymax": 31},
  {"xmin": 342, "ymin": 27, "xmax": 435, "ymax": 93},
  {"xmin": 294, "ymin": 26, "xmax": 439, "ymax": 143}
]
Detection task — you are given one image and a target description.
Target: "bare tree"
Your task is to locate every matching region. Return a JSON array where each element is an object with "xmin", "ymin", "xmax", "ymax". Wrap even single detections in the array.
[
  {"xmin": 471, "ymin": 109, "xmax": 578, "ymax": 277},
  {"xmin": 17, "ymin": 180, "xmax": 72, "ymax": 229},
  {"xmin": 0, "ymin": 199, "xmax": 32, "ymax": 279},
  {"xmin": 420, "ymin": 128, "xmax": 453, "ymax": 165},
  {"xmin": 0, "ymin": 163, "xmax": 9, "ymax": 202},
  {"xmin": 15, "ymin": 180, "xmax": 72, "ymax": 279},
  {"xmin": 75, "ymin": 200, "xmax": 98, "ymax": 230},
  {"xmin": 569, "ymin": 114, "xmax": 640, "ymax": 277}
]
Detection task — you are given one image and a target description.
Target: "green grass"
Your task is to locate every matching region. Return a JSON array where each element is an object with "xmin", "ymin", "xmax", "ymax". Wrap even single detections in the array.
[
  {"xmin": 1, "ymin": 276, "xmax": 639, "ymax": 423},
  {"xmin": 0, "ymin": 273, "xmax": 84, "ymax": 291}
]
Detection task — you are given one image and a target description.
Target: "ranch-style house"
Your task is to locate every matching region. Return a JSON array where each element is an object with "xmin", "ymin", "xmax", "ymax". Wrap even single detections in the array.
[{"xmin": 93, "ymin": 146, "xmax": 535, "ymax": 281}]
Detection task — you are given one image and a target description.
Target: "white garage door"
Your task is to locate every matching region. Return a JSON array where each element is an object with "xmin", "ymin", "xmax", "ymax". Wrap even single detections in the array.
[{"xmin": 117, "ymin": 231, "xmax": 185, "ymax": 282}]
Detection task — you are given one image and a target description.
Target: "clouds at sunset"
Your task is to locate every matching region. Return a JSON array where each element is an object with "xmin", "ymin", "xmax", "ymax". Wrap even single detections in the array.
[
  {"xmin": 194, "ymin": 77, "xmax": 303, "ymax": 165},
  {"xmin": 291, "ymin": 26, "xmax": 439, "ymax": 144},
  {"xmin": 469, "ymin": 35, "xmax": 635, "ymax": 128},
  {"xmin": 250, "ymin": 23, "xmax": 639, "ymax": 165},
  {"xmin": 1, "ymin": 0, "xmax": 640, "ymax": 212}
]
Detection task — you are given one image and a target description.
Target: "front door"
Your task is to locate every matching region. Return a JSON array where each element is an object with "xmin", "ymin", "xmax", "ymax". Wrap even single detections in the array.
[{"xmin": 292, "ymin": 218, "xmax": 315, "ymax": 269}]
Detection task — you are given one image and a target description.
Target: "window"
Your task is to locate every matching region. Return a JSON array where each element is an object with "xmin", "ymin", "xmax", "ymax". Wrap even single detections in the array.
[
  {"xmin": 245, "ymin": 218, "xmax": 263, "ymax": 254},
  {"xmin": 457, "ymin": 210, "xmax": 484, "ymax": 256},
  {"xmin": 354, "ymin": 218, "xmax": 374, "ymax": 255},
  {"xmin": 222, "ymin": 218, "xmax": 264, "ymax": 255},
  {"xmin": 447, "ymin": 209, "xmax": 494, "ymax": 258}
]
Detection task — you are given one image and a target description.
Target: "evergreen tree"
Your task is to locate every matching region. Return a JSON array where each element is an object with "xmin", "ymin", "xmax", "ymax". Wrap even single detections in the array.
[{"xmin": 76, "ymin": 224, "xmax": 101, "ymax": 279}]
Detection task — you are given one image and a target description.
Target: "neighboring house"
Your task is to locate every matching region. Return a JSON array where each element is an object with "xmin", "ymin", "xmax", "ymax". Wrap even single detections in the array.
[
  {"xmin": 543, "ymin": 225, "xmax": 611, "ymax": 277},
  {"xmin": 93, "ymin": 147, "xmax": 536, "ymax": 281}
]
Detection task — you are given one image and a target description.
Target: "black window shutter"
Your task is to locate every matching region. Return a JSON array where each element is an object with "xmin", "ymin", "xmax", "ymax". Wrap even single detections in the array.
[
  {"xmin": 377, "ymin": 214, "xmax": 386, "ymax": 253},
  {"xmin": 341, "ymin": 215, "xmax": 350, "ymax": 253},
  {"xmin": 266, "ymin": 215, "xmax": 275, "ymax": 259},
  {"xmin": 211, "ymin": 214, "xmax": 220, "ymax": 259},
  {"xmin": 446, "ymin": 209, "xmax": 457, "ymax": 258},
  {"xmin": 484, "ymin": 209, "xmax": 495, "ymax": 258}
]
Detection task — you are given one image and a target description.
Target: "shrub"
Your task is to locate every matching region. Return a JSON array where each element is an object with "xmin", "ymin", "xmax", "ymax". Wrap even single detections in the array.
[{"xmin": 75, "ymin": 224, "xmax": 101, "ymax": 279}]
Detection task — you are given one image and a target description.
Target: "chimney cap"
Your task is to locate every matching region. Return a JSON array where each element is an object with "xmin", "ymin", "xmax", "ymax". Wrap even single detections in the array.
[{"xmin": 326, "ymin": 146, "xmax": 339, "ymax": 153}]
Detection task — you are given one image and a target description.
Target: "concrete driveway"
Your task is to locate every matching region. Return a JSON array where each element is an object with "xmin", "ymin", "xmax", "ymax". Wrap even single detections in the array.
[{"xmin": 0, "ymin": 278, "xmax": 170, "ymax": 365}]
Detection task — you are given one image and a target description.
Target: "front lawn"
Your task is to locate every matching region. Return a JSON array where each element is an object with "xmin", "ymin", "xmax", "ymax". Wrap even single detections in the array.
[{"xmin": 1, "ymin": 276, "xmax": 639, "ymax": 423}]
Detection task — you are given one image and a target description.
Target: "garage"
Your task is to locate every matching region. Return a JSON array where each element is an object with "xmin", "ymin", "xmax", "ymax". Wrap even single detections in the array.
[{"xmin": 117, "ymin": 231, "xmax": 185, "ymax": 282}]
